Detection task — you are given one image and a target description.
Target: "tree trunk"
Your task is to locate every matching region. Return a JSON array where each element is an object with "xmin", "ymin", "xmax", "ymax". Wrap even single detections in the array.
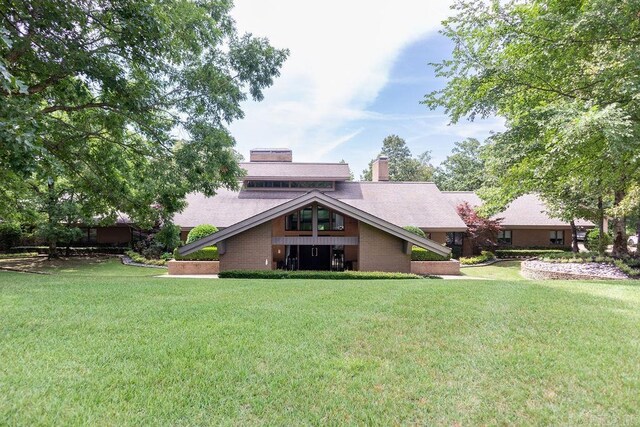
[
  {"xmin": 611, "ymin": 190, "xmax": 628, "ymax": 258},
  {"xmin": 636, "ymin": 217, "xmax": 640, "ymax": 258},
  {"xmin": 597, "ymin": 196, "xmax": 606, "ymax": 255},
  {"xmin": 46, "ymin": 179, "xmax": 58, "ymax": 259},
  {"xmin": 570, "ymin": 220, "xmax": 579, "ymax": 253}
]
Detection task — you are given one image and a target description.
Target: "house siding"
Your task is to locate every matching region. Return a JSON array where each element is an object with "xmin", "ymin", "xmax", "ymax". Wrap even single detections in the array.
[
  {"xmin": 219, "ymin": 221, "xmax": 272, "ymax": 271},
  {"xmin": 358, "ymin": 222, "xmax": 411, "ymax": 273}
]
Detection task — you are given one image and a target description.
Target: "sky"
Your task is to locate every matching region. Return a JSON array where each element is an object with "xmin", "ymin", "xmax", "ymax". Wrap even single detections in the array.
[{"xmin": 230, "ymin": 1, "xmax": 504, "ymax": 178}]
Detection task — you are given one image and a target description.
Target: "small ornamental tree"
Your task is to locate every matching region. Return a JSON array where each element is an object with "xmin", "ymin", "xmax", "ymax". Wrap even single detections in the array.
[
  {"xmin": 456, "ymin": 202, "xmax": 502, "ymax": 254},
  {"xmin": 186, "ymin": 224, "xmax": 219, "ymax": 244}
]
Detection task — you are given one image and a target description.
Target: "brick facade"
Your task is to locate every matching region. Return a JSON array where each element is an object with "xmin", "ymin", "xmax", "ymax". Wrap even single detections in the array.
[
  {"xmin": 219, "ymin": 221, "xmax": 272, "ymax": 271},
  {"xmin": 358, "ymin": 222, "xmax": 411, "ymax": 273},
  {"xmin": 504, "ymin": 227, "xmax": 572, "ymax": 247}
]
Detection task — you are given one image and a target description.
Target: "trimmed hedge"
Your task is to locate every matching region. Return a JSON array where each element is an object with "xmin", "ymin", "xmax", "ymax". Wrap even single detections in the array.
[
  {"xmin": 411, "ymin": 247, "xmax": 450, "ymax": 261},
  {"xmin": 495, "ymin": 249, "xmax": 567, "ymax": 258},
  {"xmin": 125, "ymin": 250, "xmax": 167, "ymax": 266},
  {"xmin": 9, "ymin": 246, "xmax": 127, "ymax": 255},
  {"xmin": 218, "ymin": 270, "xmax": 423, "ymax": 280},
  {"xmin": 0, "ymin": 252, "xmax": 38, "ymax": 259},
  {"xmin": 172, "ymin": 246, "xmax": 219, "ymax": 261},
  {"xmin": 460, "ymin": 251, "xmax": 495, "ymax": 265}
]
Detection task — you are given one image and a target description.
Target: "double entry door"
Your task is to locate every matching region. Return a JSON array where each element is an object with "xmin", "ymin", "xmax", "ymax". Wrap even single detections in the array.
[{"xmin": 297, "ymin": 245, "xmax": 330, "ymax": 270}]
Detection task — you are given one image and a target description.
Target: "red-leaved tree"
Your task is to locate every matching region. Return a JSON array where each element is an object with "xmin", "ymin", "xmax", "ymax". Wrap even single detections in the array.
[{"xmin": 456, "ymin": 202, "xmax": 503, "ymax": 254}]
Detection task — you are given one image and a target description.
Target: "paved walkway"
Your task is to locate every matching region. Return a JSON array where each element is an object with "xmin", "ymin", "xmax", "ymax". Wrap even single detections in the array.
[
  {"xmin": 157, "ymin": 274, "xmax": 484, "ymax": 280},
  {"xmin": 437, "ymin": 275, "xmax": 490, "ymax": 280},
  {"xmin": 157, "ymin": 274, "xmax": 219, "ymax": 279}
]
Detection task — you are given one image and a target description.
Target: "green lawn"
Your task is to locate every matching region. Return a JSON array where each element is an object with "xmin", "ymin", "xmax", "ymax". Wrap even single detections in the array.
[
  {"xmin": 1, "ymin": 260, "xmax": 640, "ymax": 425},
  {"xmin": 462, "ymin": 260, "xmax": 525, "ymax": 280}
]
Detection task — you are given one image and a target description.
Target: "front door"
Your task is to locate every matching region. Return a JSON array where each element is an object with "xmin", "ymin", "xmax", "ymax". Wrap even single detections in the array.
[{"xmin": 298, "ymin": 245, "xmax": 331, "ymax": 270}]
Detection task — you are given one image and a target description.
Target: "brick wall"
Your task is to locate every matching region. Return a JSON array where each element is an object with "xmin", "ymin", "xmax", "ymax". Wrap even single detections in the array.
[
  {"xmin": 219, "ymin": 222, "xmax": 272, "ymax": 271},
  {"xmin": 508, "ymin": 228, "xmax": 571, "ymax": 247},
  {"xmin": 358, "ymin": 222, "xmax": 411, "ymax": 273}
]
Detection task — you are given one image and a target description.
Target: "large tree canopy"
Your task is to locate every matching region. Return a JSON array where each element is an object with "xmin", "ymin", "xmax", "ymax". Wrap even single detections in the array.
[
  {"xmin": 424, "ymin": 0, "xmax": 640, "ymax": 256},
  {"xmin": 434, "ymin": 138, "xmax": 485, "ymax": 191},
  {"xmin": 361, "ymin": 135, "xmax": 434, "ymax": 182},
  {"xmin": 0, "ymin": 0, "xmax": 288, "ymax": 250}
]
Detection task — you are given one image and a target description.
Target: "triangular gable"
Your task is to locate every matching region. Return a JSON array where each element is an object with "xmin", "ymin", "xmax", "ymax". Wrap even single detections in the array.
[{"xmin": 178, "ymin": 190, "xmax": 451, "ymax": 257}]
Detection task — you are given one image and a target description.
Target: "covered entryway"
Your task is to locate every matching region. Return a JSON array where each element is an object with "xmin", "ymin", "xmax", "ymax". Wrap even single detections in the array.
[{"xmin": 284, "ymin": 244, "xmax": 347, "ymax": 271}]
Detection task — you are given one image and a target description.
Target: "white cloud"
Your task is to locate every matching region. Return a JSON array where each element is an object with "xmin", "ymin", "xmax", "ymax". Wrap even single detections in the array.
[{"xmin": 229, "ymin": 0, "xmax": 455, "ymax": 162}]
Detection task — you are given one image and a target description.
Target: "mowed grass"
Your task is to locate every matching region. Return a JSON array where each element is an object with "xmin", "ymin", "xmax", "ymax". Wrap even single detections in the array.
[
  {"xmin": 462, "ymin": 260, "xmax": 525, "ymax": 280},
  {"xmin": 1, "ymin": 261, "xmax": 640, "ymax": 425}
]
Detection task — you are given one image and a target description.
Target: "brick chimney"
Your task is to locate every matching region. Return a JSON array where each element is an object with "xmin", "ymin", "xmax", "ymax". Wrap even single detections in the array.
[{"xmin": 372, "ymin": 156, "xmax": 389, "ymax": 182}]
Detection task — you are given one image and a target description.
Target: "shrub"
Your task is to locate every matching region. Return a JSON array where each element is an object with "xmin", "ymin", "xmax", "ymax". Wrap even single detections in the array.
[
  {"xmin": 585, "ymin": 229, "xmax": 612, "ymax": 252},
  {"xmin": 614, "ymin": 259, "xmax": 640, "ymax": 277},
  {"xmin": 0, "ymin": 222, "xmax": 22, "ymax": 251},
  {"xmin": 154, "ymin": 223, "xmax": 181, "ymax": 252},
  {"xmin": 142, "ymin": 242, "xmax": 165, "ymax": 260},
  {"xmin": 403, "ymin": 226, "xmax": 426, "ymax": 238},
  {"xmin": 495, "ymin": 249, "xmax": 567, "ymax": 258},
  {"xmin": 539, "ymin": 251, "xmax": 598, "ymax": 261},
  {"xmin": 218, "ymin": 270, "xmax": 423, "ymax": 280},
  {"xmin": 186, "ymin": 224, "xmax": 218, "ymax": 244},
  {"xmin": 173, "ymin": 246, "xmax": 219, "ymax": 261},
  {"xmin": 460, "ymin": 250, "xmax": 495, "ymax": 265},
  {"xmin": 411, "ymin": 247, "xmax": 450, "ymax": 261},
  {"xmin": 125, "ymin": 250, "xmax": 167, "ymax": 266}
]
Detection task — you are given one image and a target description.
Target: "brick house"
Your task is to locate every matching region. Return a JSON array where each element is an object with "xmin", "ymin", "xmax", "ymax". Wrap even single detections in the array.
[
  {"xmin": 442, "ymin": 192, "xmax": 594, "ymax": 253},
  {"xmin": 91, "ymin": 148, "xmax": 593, "ymax": 272}
]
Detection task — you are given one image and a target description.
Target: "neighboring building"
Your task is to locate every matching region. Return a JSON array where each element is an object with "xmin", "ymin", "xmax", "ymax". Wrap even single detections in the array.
[{"xmin": 442, "ymin": 191, "xmax": 594, "ymax": 249}]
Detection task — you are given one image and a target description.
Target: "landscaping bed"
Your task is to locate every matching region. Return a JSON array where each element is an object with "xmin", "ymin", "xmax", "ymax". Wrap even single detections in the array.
[{"xmin": 521, "ymin": 260, "xmax": 629, "ymax": 280}]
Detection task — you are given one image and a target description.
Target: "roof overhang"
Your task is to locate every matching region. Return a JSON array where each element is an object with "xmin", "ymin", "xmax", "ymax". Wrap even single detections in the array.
[{"xmin": 178, "ymin": 190, "xmax": 451, "ymax": 257}]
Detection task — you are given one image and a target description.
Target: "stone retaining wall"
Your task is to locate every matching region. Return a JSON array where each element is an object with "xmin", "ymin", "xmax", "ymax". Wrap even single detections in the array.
[
  {"xmin": 411, "ymin": 260, "xmax": 461, "ymax": 276},
  {"xmin": 167, "ymin": 260, "xmax": 219, "ymax": 275}
]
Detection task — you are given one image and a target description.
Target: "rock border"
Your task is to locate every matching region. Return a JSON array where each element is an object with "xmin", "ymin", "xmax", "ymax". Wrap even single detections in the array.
[{"xmin": 521, "ymin": 260, "xmax": 628, "ymax": 280}]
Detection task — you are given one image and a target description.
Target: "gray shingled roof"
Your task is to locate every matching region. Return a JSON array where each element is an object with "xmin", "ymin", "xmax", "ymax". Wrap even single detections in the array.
[
  {"xmin": 442, "ymin": 192, "xmax": 593, "ymax": 228},
  {"xmin": 172, "ymin": 182, "xmax": 468, "ymax": 231},
  {"xmin": 240, "ymin": 162, "xmax": 352, "ymax": 180},
  {"xmin": 178, "ymin": 190, "xmax": 452, "ymax": 257}
]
